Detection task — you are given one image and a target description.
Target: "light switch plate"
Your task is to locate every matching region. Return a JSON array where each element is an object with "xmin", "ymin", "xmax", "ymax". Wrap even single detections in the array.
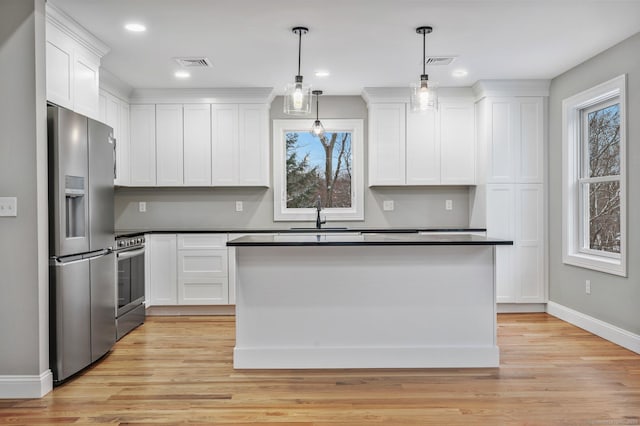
[
  {"xmin": 383, "ymin": 200, "xmax": 394, "ymax": 211},
  {"xmin": 138, "ymin": 201, "xmax": 146, "ymax": 213},
  {"xmin": 236, "ymin": 201, "xmax": 243, "ymax": 212},
  {"xmin": 445, "ymin": 200, "xmax": 453, "ymax": 211},
  {"xmin": 0, "ymin": 197, "xmax": 17, "ymax": 217}
]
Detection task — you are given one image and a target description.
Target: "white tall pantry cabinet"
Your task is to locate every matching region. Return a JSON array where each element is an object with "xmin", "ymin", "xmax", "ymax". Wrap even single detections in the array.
[{"xmin": 474, "ymin": 82, "xmax": 548, "ymax": 308}]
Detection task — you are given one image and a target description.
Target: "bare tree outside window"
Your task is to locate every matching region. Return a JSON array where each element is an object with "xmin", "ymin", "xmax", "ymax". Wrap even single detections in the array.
[
  {"xmin": 581, "ymin": 103, "xmax": 620, "ymax": 253},
  {"xmin": 285, "ymin": 131, "xmax": 352, "ymax": 209}
]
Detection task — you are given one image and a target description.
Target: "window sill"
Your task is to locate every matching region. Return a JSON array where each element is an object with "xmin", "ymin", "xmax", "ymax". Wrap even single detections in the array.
[{"xmin": 563, "ymin": 252, "xmax": 626, "ymax": 277}]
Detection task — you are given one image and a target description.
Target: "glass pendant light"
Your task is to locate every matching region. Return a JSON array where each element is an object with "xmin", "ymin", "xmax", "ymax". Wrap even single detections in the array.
[
  {"xmin": 310, "ymin": 90, "xmax": 325, "ymax": 137},
  {"xmin": 284, "ymin": 27, "xmax": 312, "ymax": 115},
  {"xmin": 410, "ymin": 26, "xmax": 438, "ymax": 112}
]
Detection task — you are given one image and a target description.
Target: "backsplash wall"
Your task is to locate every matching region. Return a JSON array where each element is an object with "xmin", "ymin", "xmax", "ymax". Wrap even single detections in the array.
[{"xmin": 114, "ymin": 96, "xmax": 472, "ymax": 231}]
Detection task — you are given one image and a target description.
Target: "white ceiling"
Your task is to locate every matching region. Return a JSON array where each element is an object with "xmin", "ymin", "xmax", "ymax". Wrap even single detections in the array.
[{"xmin": 50, "ymin": 0, "xmax": 640, "ymax": 95}]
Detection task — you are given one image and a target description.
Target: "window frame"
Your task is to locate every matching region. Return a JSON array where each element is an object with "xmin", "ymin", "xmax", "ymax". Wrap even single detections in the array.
[
  {"xmin": 272, "ymin": 119, "xmax": 364, "ymax": 222},
  {"xmin": 562, "ymin": 74, "xmax": 627, "ymax": 276}
]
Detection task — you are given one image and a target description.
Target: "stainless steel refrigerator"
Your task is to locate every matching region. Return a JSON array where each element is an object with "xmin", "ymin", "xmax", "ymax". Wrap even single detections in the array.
[{"xmin": 48, "ymin": 105, "xmax": 116, "ymax": 383}]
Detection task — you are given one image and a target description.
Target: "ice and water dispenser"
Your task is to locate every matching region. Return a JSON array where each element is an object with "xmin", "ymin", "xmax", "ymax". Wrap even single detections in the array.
[{"xmin": 64, "ymin": 175, "xmax": 85, "ymax": 239}]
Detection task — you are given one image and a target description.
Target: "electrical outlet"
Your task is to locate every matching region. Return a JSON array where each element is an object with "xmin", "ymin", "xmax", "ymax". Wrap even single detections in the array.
[
  {"xmin": 0, "ymin": 197, "xmax": 17, "ymax": 217},
  {"xmin": 383, "ymin": 200, "xmax": 394, "ymax": 211},
  {"xmin": 138, "ymin": 201, "xmax": 146, "ymax": 213},
  {"xmin": 235, "ymin": 201, "xmax": 243, "ymax": 212},
  {"xmin": 445, "ymin": 200, "xmax": 453, "ymax": 211},
  {"xmin": 585, "ymin": 280, "xmax": 591, "ymax": 295}
]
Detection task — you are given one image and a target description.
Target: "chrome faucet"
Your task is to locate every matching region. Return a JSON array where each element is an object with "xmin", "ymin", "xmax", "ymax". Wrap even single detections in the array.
[{"xmin": 315, "ymin": 197, "xmax": 326, "ymax": 229}]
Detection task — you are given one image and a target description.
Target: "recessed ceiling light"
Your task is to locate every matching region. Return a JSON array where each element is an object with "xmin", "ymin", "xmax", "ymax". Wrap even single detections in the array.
[
  {"xmin": 124, "ymin": 23, "xmax": 146, "ymax": 32},
  {"xmin": 174, "ymin": 71, "xmax": 190, "ymax": 79},
  {"xmin": 452, "ymin": 69, "xmax": 468, "ymax": 78},
  {"xmin": 315, "ymin": 70, "xmax": 330, "ymax": 77}
]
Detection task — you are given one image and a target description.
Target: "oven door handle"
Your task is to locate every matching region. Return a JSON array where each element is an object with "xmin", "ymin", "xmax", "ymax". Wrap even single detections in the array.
[{"xmin": 116, "ymin": 247, "xmax": 145, "ymax": 260}]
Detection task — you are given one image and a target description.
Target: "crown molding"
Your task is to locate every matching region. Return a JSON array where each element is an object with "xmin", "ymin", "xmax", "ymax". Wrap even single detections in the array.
[
  {"xmin": 129, "ymin": 88, "xmax": 276, "ymax": 105},
  {"xmin": 99, "ymin": 68, "xmax": 133, "ymax": 101},
  {"xmin": 361, "ymin": 87, "xmax": 475, "ymax": 105},
  {"xmin": 45, "ymin": 2, "xmax": 110, "ymax": 58},
  {"xmin": 472, "ymin": 79, "xmax": 551, "ymax": 99}
]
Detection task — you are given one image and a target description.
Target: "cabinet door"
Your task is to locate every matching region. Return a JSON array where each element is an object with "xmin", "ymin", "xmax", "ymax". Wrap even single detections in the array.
[
  {"xmin": 516, "ymin": 98, "xmax": 544, "ymax": 184},
  {"xmin": 515, "ymin": 184, "xmax": 545, "ymax": 302},
  {"xmin": 177, "ymin": 249, "xmax": 229, "ymax": 304},
  {"xmin": 129, "ymin": 105, "xmax": 157, "ymax": 186},
  {"xmin": 440, "ymin": 101, "xmax": 475, "ymax": 184},
  {"xmin": 368, "ymin": 104, "xmax": 406, "ymax": 186},
  {"xmin": 45, "ymin": 23, "xmax": 74, "ymax": 110},
  {"xmin": 183, "ymin": 104, "xmax": 211, "ymax": 186},
  {"xmin": 211, "ymin": 104, "xmax": 239, "ymax": 185},
  {"xmin": 156, "ymin": 104, "xmax": 184, "ymax": 186},
  {"xmin": 117, "ymin": 102, "xmax": 130, "ymax": 186},
  {"xmin": 486, "ymin": 98, "xmax": 516, "ymax": 183},
  {"xmin": 147, "ymin": 234, "xmax": 177, "ymax": 305},
  {"xmin": 73, "ymin": 53, "xmax": 100, "ymax": 120},
  {"xmin": 406, "ymin": 107, "xmax": 439, "ymax": 185},
  {"xmin": 486, "ymin": 184, "xmax": 515, "ymax": 303},
  {"xmin": 238, "ymin": 104, "xmax": 269, "ymax": 186}
]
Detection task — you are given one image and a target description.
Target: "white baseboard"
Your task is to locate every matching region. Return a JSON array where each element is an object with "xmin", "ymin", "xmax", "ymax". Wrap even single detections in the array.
[
  {"xmin": 547, "ymin": 301, "xmax": 640, "ymax": 354},
  {"xmin": 146, "ymin": 305, "xmax": 235, "ymax": 316},
  {"xmin": 497, "ymin": 303, "xmax": 546, "ymax": 313},
  {"xmin": 0, "ymin": 371, "xmax": 53, "ymax": 399}
]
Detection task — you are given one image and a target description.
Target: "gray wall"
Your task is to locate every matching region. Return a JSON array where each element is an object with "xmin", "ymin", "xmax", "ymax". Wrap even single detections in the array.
[
  {"xmin": 548, "ymin": 32, "xmax": 640, "ymax": 334},
  {"xmin": 115, "ymin": 95, "xmax": 471, "ymax": 230},
  {"xmin": 0, "ymin": 0, "xmax": 49, "ymax": 376}
]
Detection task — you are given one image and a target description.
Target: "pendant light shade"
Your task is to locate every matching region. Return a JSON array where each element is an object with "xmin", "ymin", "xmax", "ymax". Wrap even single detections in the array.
[
  {"xmin": 410, "ymin": 26, "xmax": 437, "ymax": 112},
  {"xmin": 284, "ymin": 27, "xmax": 312, "ymax": 115},
  {"xmin": 310, "ymin": 90, "xmax": 325, "ymax": 137}
]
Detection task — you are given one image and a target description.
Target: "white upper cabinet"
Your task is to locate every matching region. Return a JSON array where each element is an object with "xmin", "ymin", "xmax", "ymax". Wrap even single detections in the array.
[
  {"xmin": 368, "ymin": 104, "xmax": 406, "ymax": 186},
  {"xmin": 212, "ymin": 104, "xmax": 269, "ymax": 186},
  {"xmin": 183, "ymin": 104, "xmax": 212, "ymax": 186},
  {"xmin": 484, "ymin": 97, "xmax": 544, "ymax": 184},
  {"xmin": 406, "ymin": 108, "xmax": 439, "ymax": 185},
  {"xmin": 45, "ymin": 4, "xmax": 108, "ymax": 121},
  {"xmin": 129, "ymin": 104, "xmax": 157, "ymax": 186},
  {"xmin": 366, "ymin": 92, "xmax": 475, "ymax": 186},
  {"xmin": 439, "ymin": 101, "xmax": 475, "ymax": 184},
  {"xmin": 238, "ymin": 104, "xmax": 269, "ymax": 186},
  {"xmin": 211, "ymin": 104, "xmax": 239, "ymax": 186},
  {"xmin": 156, "ymin": 104, "xmax": 184, "ymax": 186},
  {"xmin": 98, "ymin": 89, "xmax": 130, "ymax": 185}
]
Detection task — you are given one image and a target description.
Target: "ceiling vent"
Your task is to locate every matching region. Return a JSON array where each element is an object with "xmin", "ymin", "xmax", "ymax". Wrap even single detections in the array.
[
  {"xmin": 173, "ymin": 57, "xmax": 213, "ymax": 67},
  {"xmin": 425, "ymin": 56, "xmax": 456, "ymax": 66}
]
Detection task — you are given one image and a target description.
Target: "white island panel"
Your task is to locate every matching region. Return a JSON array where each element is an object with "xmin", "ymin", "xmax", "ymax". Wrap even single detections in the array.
[{"xmin": 234, "ymin": 244, "xmax": 498, "ymax": 369}]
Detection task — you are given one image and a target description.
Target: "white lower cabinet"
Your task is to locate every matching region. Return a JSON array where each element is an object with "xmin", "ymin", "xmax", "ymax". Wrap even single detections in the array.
[
  {"xmin": 146, "ymin": 234, "xmax": 178, "ymax": 305},
  {"xmin": 146, "ymin": 233, "xmax": 231, "ymax": 306},
  {"xmin": 177, "ymin": 234, "xmax": 229, "ymax": 304},
  {"xmin": 487, "ymin": 184, "xmax": 545, "ymax": 303}
]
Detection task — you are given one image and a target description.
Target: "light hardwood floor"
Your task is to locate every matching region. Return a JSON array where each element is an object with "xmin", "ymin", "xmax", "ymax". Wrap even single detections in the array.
[{"xmin": 1, "ymin": 313, "xmax": 639, "ymax": 425}]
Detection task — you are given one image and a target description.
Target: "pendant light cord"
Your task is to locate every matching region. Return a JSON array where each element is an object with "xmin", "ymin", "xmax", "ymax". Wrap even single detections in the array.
[
  {"xmin": 297, "ymin": 30, "xmax": 302, "ymax": 76},
  {"xmin": 316, "ymin": 93, "xmax": 320, "ymax": 120},
  {"xmin": 422, "ymin": 31, "xmax": 426, "ymax": 76}
]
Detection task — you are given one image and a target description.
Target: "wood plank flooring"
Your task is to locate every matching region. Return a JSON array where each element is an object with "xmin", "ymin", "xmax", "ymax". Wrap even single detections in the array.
[{"xmin": 1, "ymin": 313, "xmax": 639, "ymax": 425}]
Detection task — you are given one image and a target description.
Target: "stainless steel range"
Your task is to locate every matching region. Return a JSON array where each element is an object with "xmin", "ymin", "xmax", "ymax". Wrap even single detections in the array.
[{"xmin": 115, "ymin": 234, "xmax": 145, "ymax": 339}]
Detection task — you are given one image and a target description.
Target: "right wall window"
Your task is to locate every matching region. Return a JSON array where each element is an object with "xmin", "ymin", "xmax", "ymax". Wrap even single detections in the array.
[{"xmin": 562, "ymin": 75, "xmax": 627, "ymax": 276}]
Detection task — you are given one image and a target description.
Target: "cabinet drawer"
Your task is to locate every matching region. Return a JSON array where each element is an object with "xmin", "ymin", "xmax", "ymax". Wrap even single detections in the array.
[
  {"xmin": 178, "ymin": 234, "xmax": 227, "ymax": 249},
  {"xmin": 178, "ymin": 249, "xmax": 228, "ymax": 277},
  {"xmin": 178, "ymin": 277, "xmax": 228, "ymax": 305}
]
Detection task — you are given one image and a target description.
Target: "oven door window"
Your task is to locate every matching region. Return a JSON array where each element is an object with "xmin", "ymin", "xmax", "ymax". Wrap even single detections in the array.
[{"xmin": 118, "ymin": 256, "xmax": 132, "ymax": 309}]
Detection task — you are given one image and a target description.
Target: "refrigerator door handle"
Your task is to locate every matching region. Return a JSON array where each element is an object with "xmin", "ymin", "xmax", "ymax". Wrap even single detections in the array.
[
  {"xmin": 52, "ymin": 255, "xmax": 89, "ymax": 266},
  {"xmin": 84, "ymin": 248, "xmax": 113, "ymax": 260},
  {"xmin": 110, "ymin": 136, "xmax": 117, "ymax": 180}
]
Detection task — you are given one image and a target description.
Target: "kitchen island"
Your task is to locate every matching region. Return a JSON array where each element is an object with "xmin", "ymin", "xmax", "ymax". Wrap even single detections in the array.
[{"xmin": 228, "ymin": 233, "xmax": 512, "ymax": 369}]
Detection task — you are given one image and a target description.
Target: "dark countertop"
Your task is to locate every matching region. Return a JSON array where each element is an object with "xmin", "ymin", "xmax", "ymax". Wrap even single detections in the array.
[
  {"xmin": 226, "ymin": 233, "xmax": 512, "ymax": 247},
  {"xmin": 115, "ymin": 227, "xmax": 487, "ymax": 239}
]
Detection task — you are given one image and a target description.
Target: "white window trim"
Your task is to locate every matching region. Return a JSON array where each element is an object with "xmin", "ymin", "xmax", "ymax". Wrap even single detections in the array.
[
  {"xmin": 272, "ymin": 119, "xmax": 364, "ymax": 222},
  {"xmin": 562, "ymin": 74, "xmax": 627, "ymax": 276}
]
